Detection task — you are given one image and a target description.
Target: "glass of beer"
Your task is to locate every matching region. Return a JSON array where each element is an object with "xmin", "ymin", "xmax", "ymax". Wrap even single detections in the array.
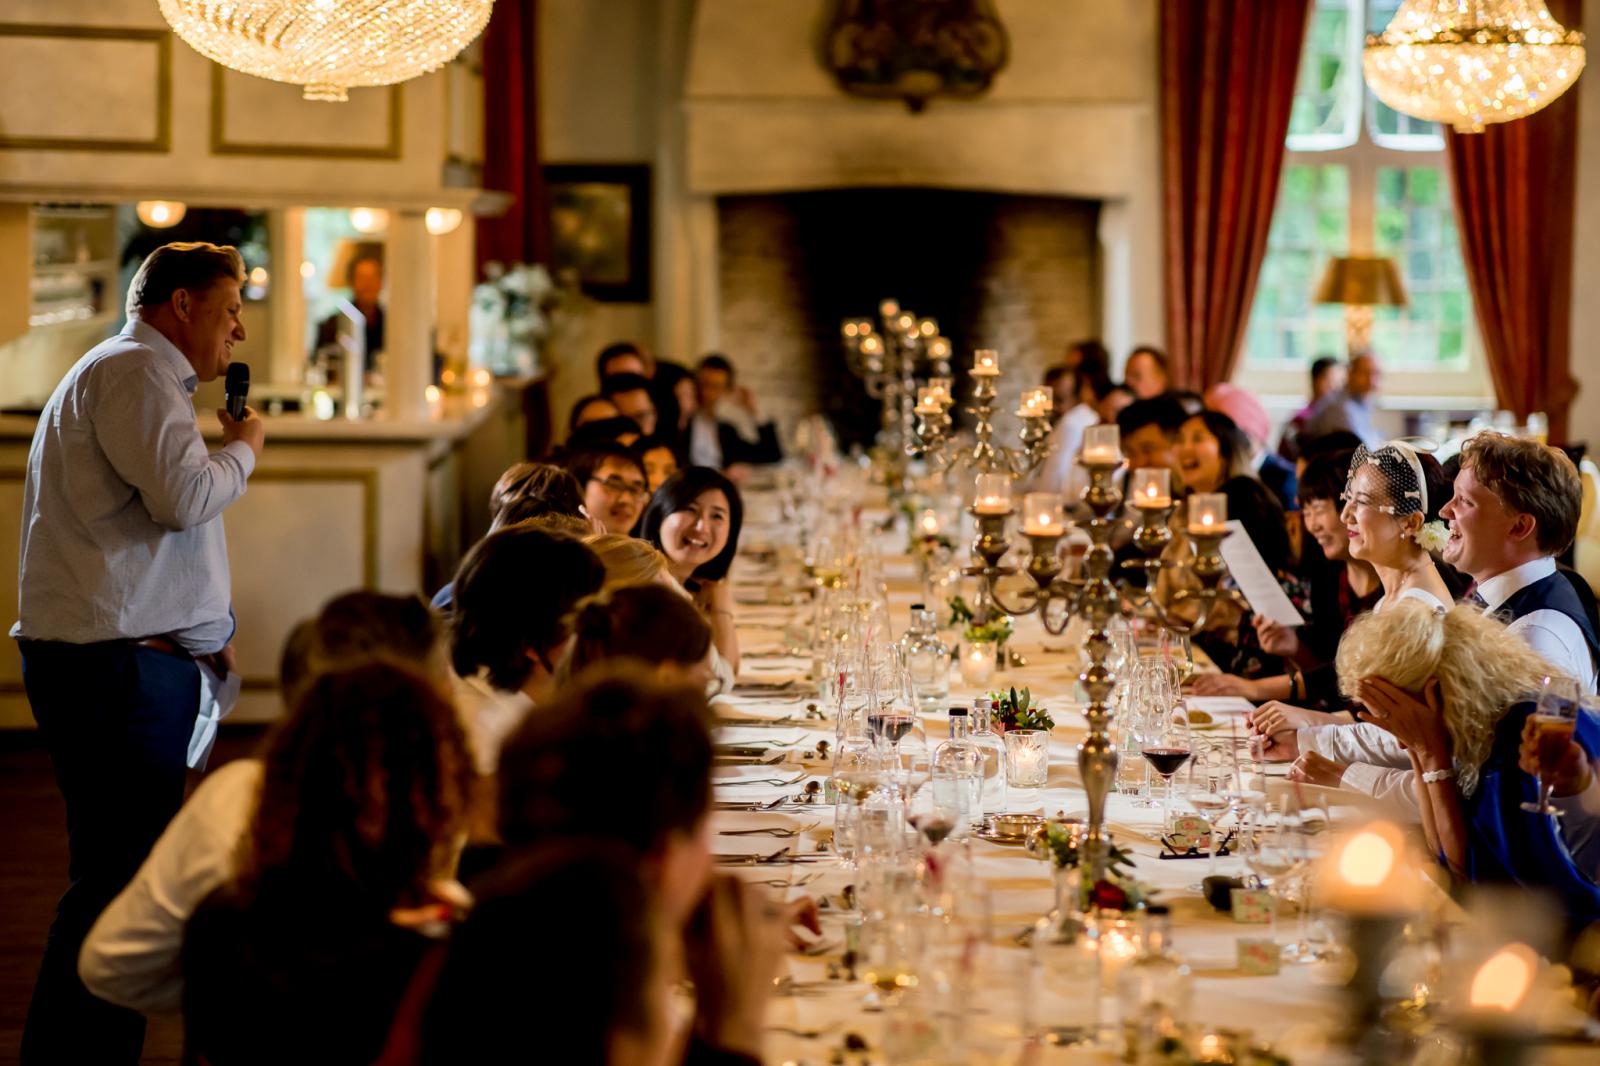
[{"xmin": 1521, "ymin": 675, "xmax": 1580, "ymax": 816}]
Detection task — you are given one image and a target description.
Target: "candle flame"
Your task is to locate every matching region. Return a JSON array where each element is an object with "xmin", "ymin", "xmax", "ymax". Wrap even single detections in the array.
[
  {"xmin": 1337, "ymin": 830, "xmax": 1395, "ymax": 887},
  {"xmin": 1469, "ymin": 945, "xmax": 1537, "ymax": 1012}
]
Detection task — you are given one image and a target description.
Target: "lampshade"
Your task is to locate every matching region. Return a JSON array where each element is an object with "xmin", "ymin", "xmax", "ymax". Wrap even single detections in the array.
[{"xmin": 1313, "ymin": 256, "xmax": 1409, "ymax": 308}]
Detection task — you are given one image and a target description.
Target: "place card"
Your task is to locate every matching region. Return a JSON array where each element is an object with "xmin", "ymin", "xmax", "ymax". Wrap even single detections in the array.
[
  {"xmin": 1168, "ymin": 814, "xmax": 1212, "ymax": 852},
  {"xmin": 1237, "ymin": 938, "xmax": 1282, "ymax": 975},
  {"xmin": 1229, "ymin": 887, "xmax": 1273, "ymax": 923}
]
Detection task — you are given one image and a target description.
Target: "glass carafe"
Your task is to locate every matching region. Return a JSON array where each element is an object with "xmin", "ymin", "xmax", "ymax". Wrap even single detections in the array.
[
  {"xmin": 969, "ymin": 697, "xmax": 1008, "ymax": 821},
  {"xmin": 901, "ymin": 604, "xmax": 952, "ymax": 711},
  {"xmin": 930, "ymin": 708, "xmax": 981, "ymax": 839}
]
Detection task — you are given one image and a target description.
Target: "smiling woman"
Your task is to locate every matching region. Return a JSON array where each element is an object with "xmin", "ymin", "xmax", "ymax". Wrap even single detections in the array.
[{"xmin": 639, "ymin": 467, "xmax": 745, "ymax": 672}]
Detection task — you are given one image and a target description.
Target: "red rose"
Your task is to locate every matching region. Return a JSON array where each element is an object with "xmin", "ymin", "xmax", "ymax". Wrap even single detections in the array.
[{"xmin": 1090, "ymin": 878, "xmax": 1128, "ymax": 911}]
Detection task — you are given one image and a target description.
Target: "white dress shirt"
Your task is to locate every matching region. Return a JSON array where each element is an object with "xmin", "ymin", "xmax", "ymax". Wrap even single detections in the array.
[
  {"xmin": 453, "ymin": 670, "xmax": 536, "ymax": 775},
  {"xmin": 1299, "ymin": 722, "xmax": 1419, "ymax": 818},
  {"xmin": 11, "ymin": 319, "xmax": 255, "ymax": 654},
  {"xmin": 79, "ymin": 759, "xmax": 262, "ymax": 1013},
  {"xmin": 1477, "ymin": 557, "xmax": 1598, "ymax": 693},
  {"xmin": 1032, "ymin": 403, "xmax": 1099, "ymax": 498}
]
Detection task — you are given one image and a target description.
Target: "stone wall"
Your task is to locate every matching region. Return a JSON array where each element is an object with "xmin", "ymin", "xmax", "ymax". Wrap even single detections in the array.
[{"xmin": 716, "ymin": 190, "xmax": 1099, "ymax": 445}]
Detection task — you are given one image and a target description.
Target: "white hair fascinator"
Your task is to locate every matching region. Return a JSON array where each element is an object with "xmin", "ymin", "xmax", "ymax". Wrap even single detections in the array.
[{"xmin": 1345, "ymin": 438, "xmax": 1450, "ymax": 551}]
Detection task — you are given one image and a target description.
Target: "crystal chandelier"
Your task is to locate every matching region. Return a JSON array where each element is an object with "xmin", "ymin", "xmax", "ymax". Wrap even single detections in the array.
[
  {"xmin": 1363, "ymin": 0, "xmax": 1585, "ymax": 133},
  {"xmin": 159, "ymin": 0, "xmax": 495, "ymax": 102}
]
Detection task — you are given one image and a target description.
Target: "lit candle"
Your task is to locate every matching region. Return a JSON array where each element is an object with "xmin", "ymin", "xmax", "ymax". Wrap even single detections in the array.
[
  {"xmin": 974, "ymin": 473, "xmax": 1012, "ymax": 515},
  {"xmin": 971, "ymin": 349, "xmax": 1001, "ymax": 377},
  {"xmin": 961, "ymin": 643, "xmax": 995, "ymax": 686},
  {"xmin": 425, "ymin": 384, "xmax": 444, "ymax": 419},
  {"xmin": 1016, "ymin": 387, "xmax": 1053, "ymax": 418},
  {"xmin": 1320, "ymin": 820, "xmax": 1421, "ymax": 916},
  {"xmin": 1188, "ymin": 492, "xmax": 1227, "ymax": 536},
  {"xmin": 859, "ymin": 335, "xmax": 883, "ymax": 356},
  {"xmin": 928, "ymin": 337, "xmax": 952, "ymax": 360},
  {"xmin": 895, "ymin": 312, "xmax": 917, "ymax": 335},
  {"xmin": 470, "ymin": 367, "xmax": 493, "ymax": 389},
  {"xmin": 917, "ymin": 509, "xmax": 941, "ymax": 537},
  {"xmin": 914, "ymin": 387, "xmax": 941, "ymax": 415},
  {"xmin": 1022, "ymin": 492, "xmax": 1064, "ymax": 536},
  {"xmin": 1131, "ymin": 467, "xmax": 1173, "ymax": 510},
  {"xmin": 841, "ymin": 320, "xmax": 860, "ymax": 339},
  {"xmin": 1079, "ymin": 423, "xmax": 1121, "ymax": 466},
  {"xmin": 879, "ymin": 298, "xmax": 900, "ymax": 320},
  {"xmin": 927, "ymin": 377, "xmax": 955, "ymax": 406},
  {"xmin": 918, "ymin": 317, "xmax": 938, "ymax": 337}
]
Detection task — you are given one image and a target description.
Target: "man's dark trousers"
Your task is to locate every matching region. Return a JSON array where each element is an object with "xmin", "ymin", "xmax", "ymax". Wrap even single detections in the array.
[{"xmin": 18, "ymin": 640, "xmax": 200, "ymax": 1065}]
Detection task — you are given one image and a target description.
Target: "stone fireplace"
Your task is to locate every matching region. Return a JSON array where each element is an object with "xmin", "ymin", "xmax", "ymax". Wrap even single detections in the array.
[{"xmin": 716, "ymin": 189, "xmax": 1101, "ymax": 442}]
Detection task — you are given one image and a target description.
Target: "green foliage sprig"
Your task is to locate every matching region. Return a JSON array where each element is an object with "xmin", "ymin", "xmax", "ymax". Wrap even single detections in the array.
[{"xmin": 987, "ymin": 685, "xmax": 1055, "ymax": 731}]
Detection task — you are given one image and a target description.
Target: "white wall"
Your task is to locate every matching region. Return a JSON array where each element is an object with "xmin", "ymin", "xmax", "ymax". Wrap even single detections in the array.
[{"xmin": 1569, "ymin": 62, "xmax": 1600, "ymax": 445}]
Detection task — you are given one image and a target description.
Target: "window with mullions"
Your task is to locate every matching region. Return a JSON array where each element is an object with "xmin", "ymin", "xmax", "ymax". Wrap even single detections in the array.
[{"xmin": 1243, "ymin": 0, "xmax": 1480, "ymax": 380}]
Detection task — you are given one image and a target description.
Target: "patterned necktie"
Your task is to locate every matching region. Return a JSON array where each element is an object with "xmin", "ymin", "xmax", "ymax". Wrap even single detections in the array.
[{"xmin": 1464, "ymin": 581, "xmax": 1486, "ymax": 609}]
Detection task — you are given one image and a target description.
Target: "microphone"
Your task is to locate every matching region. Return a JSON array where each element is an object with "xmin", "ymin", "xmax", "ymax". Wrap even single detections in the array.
[{"xmin": 225, "ymin": 363, "xmax": 250, "ymax": 421}]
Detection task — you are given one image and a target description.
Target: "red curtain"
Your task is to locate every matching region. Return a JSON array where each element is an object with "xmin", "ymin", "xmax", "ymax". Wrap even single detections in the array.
[
  {"xmin": 1161, "ymin": 0, "xmax": 1312, "ymax": 390},
  {"xmin": 1445, "ymin": 0, "xmax": 1583, "ymax": 444},
  {"xmin": 477, "ymin": 0, "xmax": 550, "ymax": 272}
]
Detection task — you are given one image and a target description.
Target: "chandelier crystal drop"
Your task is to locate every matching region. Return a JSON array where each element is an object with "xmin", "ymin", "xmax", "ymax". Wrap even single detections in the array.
[
  {"xmin": 159, "ymin": 0, "xmax": 495, "ymax": 102},
  {"xmin": 1363, "ymin": 0, "xmax": 1585, "ymax": 133}
]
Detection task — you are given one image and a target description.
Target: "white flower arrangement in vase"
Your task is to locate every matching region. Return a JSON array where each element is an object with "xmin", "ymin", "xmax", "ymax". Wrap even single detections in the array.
[{"xmin": 469, "ymin": 262, "xmax": 563, "ymax": 377}]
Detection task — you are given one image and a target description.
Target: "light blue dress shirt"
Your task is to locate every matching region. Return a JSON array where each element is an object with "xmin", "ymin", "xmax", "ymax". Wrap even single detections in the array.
[{"xmin": 11, "ymin": 319, "xmax": 255, "ymax": 655}]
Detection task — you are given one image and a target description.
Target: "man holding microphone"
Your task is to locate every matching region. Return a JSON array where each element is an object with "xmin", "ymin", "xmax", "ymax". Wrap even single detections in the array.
[{"xmin": 13, "ymin": 242, "xmax": 263, "ymax": 1064}]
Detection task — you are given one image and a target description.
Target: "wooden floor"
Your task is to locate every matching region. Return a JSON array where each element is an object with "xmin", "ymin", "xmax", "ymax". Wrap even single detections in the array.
[{"xmin": 0, "ymin": 728, "xmax": 266, "ymax": 1065}]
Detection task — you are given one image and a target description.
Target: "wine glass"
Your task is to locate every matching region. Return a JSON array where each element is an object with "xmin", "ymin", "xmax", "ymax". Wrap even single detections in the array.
[
  {"xmin": 1522, "ymin": 675, "xmax": 1581, "ymax": 815},
  {"xmin": 1282, "ymin": 792, "xmax": 1331, "ymax": 963},
  {"xmin": 1186, "ymin": 740, "xmax": 1233, "ymax": 876},
  {"xmin": 1141, "ymin": 698, "xmax": 1193, "ymax": 831},
  {"xmin": 1239, "ymin": 800, "xmax": 1310, "ymax": 944}
]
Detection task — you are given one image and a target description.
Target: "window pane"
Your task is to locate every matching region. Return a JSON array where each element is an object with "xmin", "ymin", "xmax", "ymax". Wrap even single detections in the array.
[
  {"xmin": 1371, "ymin": 163, "xmax": 1474, "ymax": 367},
  {"xmin": 1244, "ymin": 163, "xmax": 1351, "ymax": 367},
  {"xmin": 1287, "ymin": 0, "xmax": 1361, "ymax": 149},
  {"xmin": 1365, "ymin": 0, "xmax": 1445, "ymax": 148}
]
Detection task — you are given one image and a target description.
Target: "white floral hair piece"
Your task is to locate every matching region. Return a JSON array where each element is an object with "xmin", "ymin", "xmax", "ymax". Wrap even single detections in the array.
[{"xmin": 1413, "ymin": 520, "xmax": 1450, "ymax": 553}]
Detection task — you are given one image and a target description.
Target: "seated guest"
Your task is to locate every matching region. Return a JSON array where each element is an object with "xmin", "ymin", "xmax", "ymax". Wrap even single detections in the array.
[
  {"xmin": 631, "ymin": 433, "xmax": 682, "ymax": 493},
  {"xmin": 1439, "ymin": 431, "xmax": 1597, "ymax": 691},
  {"xmin": 1279, "ymin": 356, "xmax": 1345, "ymax": 462},
  {"xmin": 566, "ymin": 584, "xmax": 719, "ymax": 691},
  {"xmin": 431, "ymin": 463, "xmax": 590, "ymax": 610},
  {"xmin": 1098, "ymin": 383, "xmax": 1136, "ymax": 425},
  {"xmin": 416, "ymin": 844, "xmax": 701, "ymax": 1065},
  {"xmin": 1334, "ymin": 602, "xmax": 1600, "ymax": 920},
  {"xmin": 566, "ymin": 442, "xmax": 649, "ymax": 536},
  {"xmin": 1043, "ymin": 364, "xmax": 1075, "ymax": 419},
  {"xmin": 1204, "ymin": 382, "xmax": 1298, "ymax": 513},
  {"xmin": 1193, "ymin": 449, "xmax": 1379, "ymax": 705},
  {"xmin": 450, "ymin": 526, "xmax": 606, "ymax": 773},
  {"xmin": 1302, "ymin": 353, "xmax": 1382, "ymax": 445},
  {"xmin": 641, "ymin": 468, "xmax": 744, "ymax": 673},
  {"xmin": 1171, "ymin": 410, "xmax": 1300, "ymax": 676},
  {"xmin": 80, "ymin": 594, "xmax": 449, "ymax": 1015},
  {"xmin": 581, "ymin": 533, "xmax": 737, "ymax": 693},
  {"xmin": 602, "ymin": 372, "xmax": 659, "ymax": 436},
  {"xmin": 1116, "ymin": 394, "xmax": 1189, "ymax": 481},
  {"xmin": 685, "ymin": 354, "xmax": 782, "ymax": 469},
  {"xmin": 597, "ymin": 340, "xmax": 694, "ymax": 439},
  {"xmin": 1124, "ymin": 344, "xmax": 1172, "ymax": 400},
  {"xmin": 1033, "ymin": 345, "xmax": 1116, "ymax": 498},
  {"xmin": 492, "ymin": 669, "xmax": 788, "ymax": 1064},
  {"xmin": 568, "ymin": 393, "xmax": 620, "ymax": 435},
  {"xmin": 181, "ymin": 661, "xmax": 477, "ymax": 1066},
  {"xmin": 567, "ymin": 414, "xmax": 643, "ymax": 451}
]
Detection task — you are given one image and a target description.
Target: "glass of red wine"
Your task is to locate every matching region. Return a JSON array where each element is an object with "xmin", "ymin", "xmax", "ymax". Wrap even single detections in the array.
[
  {"xmin": 1522, "ymin": 675, "xmax": 1580, "ymax": 816},
  {"xmin": 1141, "ymin": 698, "xmax": 1193, "ymax": 832}
]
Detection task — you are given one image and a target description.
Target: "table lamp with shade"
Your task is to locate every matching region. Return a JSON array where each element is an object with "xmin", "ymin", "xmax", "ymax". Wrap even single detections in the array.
[{"xmin": 1314, "ymin": 255, "xmax": 1408, "ymax": 356}]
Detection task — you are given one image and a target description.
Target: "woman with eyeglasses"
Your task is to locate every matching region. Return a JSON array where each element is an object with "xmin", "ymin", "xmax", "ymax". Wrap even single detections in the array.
[
  {"xmin": 640, "ymin": 467, "xmax": 744, "ymax": 674},
  {"xmin": 565, "ymin": 442, "xmax": 650, "ymax": 535}
]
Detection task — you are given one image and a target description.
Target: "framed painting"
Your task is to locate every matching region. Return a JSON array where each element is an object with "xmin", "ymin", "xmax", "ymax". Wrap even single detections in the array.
[{"xmin": 544, "ymin": 163, "xmax": 651, "ymax": 302}]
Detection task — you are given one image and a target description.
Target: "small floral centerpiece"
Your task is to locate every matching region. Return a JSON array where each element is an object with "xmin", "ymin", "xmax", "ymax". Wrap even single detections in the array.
[
  {"xmin": 469, "ymin": 261, "xmax": 563, "ymax": 376},
  {"xmin": 1042, "ymin": 821, "xmax": 1150, "ymax": 913},
  {"xmin": 948, "ymin": 595, "xmax": 1011, "ymax": 646},
  {"xmin": 987, "ymin": 685, "xmax": 1055, "ymax": 732}
]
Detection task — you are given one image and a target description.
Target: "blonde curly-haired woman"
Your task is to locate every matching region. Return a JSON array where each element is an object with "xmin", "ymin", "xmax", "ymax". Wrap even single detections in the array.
[{"xmin": 1332, "ymin": 599, "xmax": 1600, "ymax": 922}]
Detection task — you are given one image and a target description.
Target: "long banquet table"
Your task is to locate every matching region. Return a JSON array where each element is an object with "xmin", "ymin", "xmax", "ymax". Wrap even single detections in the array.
[{"xmin": 710, "ymin": 477, "xmax": 1594, "ymax": 1066}]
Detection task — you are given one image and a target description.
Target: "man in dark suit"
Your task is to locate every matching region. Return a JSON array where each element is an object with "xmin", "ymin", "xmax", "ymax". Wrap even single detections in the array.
[{"xmin": 683, "ymin": 354, "xmax": 781, "ymax": 470}]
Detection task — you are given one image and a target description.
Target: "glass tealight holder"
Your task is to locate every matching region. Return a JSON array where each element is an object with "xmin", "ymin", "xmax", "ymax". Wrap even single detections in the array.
[
  {"xmin": 1080, "ymin": 423, "xmax": 1122, "ymax": 466},
  {"xmin": 1188, "ymin": 493, "xmax": 1227, "ymax": 537},
  {"xmin": 1003, "ymin": 729, "xmax": 1050, "ymax": 790}
]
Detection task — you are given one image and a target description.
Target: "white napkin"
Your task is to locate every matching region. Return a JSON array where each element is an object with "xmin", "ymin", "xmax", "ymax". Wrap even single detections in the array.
[{"xmin": 188, "ymin": 660, "xmax": 241, "ymax": 770}]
